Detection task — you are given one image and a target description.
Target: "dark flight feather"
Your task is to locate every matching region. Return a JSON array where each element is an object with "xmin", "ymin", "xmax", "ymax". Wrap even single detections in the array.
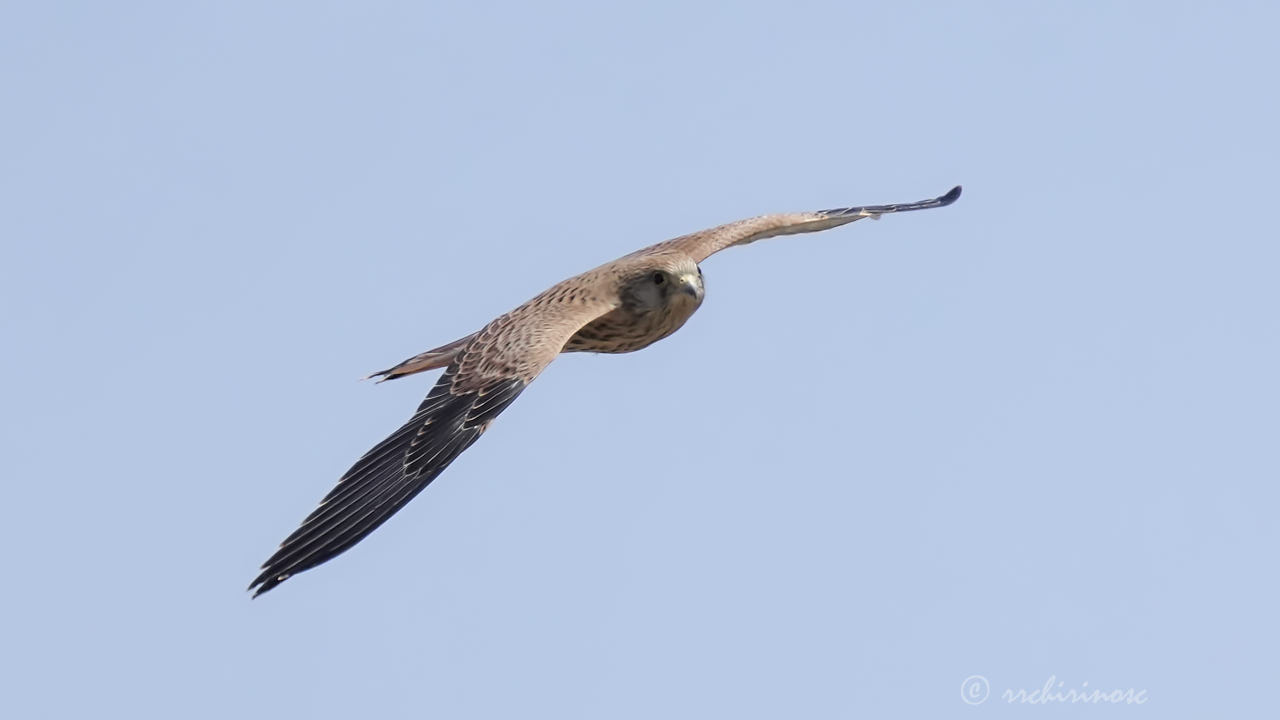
[{"xmin": 248, "ymin": 361, "xmax": 526, "ymax": 597}]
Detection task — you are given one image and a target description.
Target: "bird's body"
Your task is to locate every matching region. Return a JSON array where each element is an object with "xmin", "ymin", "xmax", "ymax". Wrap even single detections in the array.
[
  {"xmin": 563, "ymin": 254, "xmax": 705, "ymax": 354},
  {"xmin": 250, "ymin": 185, "xmax": 961, "ymax": 596}
]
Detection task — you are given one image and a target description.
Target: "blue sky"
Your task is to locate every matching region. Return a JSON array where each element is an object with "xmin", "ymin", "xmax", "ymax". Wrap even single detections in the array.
[{"xmin": 2, "ymin": 2, "xmax": 1277, "ymax": 717}]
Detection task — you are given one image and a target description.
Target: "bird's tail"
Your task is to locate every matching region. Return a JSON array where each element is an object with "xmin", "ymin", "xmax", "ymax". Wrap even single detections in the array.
[{"xmin": 363, "ymin": 332, "xmax": 477, "ymax": 382}]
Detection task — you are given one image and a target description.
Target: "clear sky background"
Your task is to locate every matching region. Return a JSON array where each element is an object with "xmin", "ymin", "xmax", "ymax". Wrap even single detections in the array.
[{"xmin": 2, "ymin": 2, "xmax": 1277, "ymax": 717}]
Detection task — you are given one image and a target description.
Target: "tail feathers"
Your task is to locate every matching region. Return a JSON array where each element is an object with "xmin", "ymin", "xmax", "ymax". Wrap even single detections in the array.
[{"xmin": 364, "ymin": 332, "xmax": 477, "ymax": 382}]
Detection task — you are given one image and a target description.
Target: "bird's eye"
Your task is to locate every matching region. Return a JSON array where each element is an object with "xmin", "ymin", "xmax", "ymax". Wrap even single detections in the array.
[{"xmin": 652, "ymin": 272, "xmax": 665, "ymax": 285}]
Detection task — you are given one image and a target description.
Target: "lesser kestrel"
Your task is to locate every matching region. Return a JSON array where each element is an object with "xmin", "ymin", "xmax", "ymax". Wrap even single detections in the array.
[{"xmin": 250, "ymin": 185, "xmax": 961, "ymax": 596}]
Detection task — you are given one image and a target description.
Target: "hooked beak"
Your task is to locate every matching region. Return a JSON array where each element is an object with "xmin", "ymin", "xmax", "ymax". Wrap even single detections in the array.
[{"xmin": 677, "ymin": 273, "xmax": 704, "ymax": 300}]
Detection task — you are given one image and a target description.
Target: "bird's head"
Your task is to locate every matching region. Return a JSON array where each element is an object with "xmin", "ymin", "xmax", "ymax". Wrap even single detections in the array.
[{"xmin": 620, "ymin": 257, "xmax": 705, "ymax": 313}]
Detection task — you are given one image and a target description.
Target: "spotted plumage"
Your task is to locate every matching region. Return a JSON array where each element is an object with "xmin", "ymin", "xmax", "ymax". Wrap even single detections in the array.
[{"xmin": 249, "ymin": 185, "xmax": 961, "ymax": 596}]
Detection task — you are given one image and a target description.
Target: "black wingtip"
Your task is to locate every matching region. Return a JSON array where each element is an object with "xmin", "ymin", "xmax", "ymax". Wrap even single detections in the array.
[
  {"xmin": 939, "ymin": 185, "xmax": 962, "ymax": 206},
  {"xmin": 247, "ymin": 570, "xmax": 287, "ymax": 598}
]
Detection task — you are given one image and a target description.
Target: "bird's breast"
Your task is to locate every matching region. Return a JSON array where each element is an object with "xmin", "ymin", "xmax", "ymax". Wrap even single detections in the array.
[{"xmin": 563, "ymin": 300, "xmax": 701, "ymax": 354}]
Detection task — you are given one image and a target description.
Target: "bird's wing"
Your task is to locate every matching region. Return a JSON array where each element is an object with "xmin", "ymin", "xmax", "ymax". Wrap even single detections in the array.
[
  {"xmin": 250, "ymin": 288, "xmax": 618, "ymax": 596},
  {"xmin": 653, "ymin": 186, "xmax": 961, "ymax": 263}
]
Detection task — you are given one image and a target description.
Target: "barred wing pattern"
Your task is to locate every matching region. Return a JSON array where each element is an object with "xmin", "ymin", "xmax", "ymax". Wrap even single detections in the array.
[
  {"xmin": 655, "ymin": 186, "xmax": 962, "ymax": 263},
  {"xmin": 250, "ymin": 292, "xmax": 617, "ymax": 596}
]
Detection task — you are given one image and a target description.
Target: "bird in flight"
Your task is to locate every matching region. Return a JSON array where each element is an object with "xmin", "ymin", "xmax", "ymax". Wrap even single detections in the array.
[{"xmin": 249, "ymin": 185, "xmax": 961, "ymax": 596}]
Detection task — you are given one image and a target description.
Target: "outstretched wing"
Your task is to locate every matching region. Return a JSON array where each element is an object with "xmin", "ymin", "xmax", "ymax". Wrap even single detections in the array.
[
  {"xmin": 250, "ymin": 289, "xmax": 617, "ymax": 596},
  {"xmin": 652, "ymin": 185, "xmax": 961, "ymax": 263}
]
